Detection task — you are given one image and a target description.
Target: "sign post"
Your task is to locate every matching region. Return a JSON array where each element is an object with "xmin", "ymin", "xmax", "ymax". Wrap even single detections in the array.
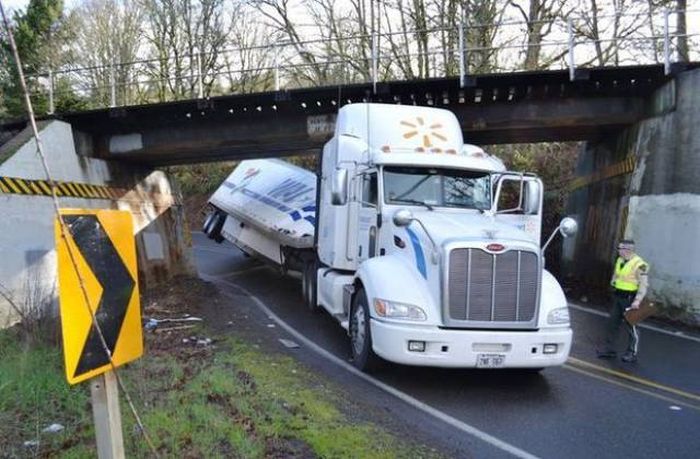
[
  {"xmin": 55, "ymin": 209, "xmax": 142, "ymax": 458},
  {"xmin": 90, "ymin": 371, "xmax": 125, "ymax": 459}
]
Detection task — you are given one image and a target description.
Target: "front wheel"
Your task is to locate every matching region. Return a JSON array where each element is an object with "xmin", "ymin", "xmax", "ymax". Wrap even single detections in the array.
[{"xmin": 350, "ymin": 287, "xmax": 382, "ymax": 372}]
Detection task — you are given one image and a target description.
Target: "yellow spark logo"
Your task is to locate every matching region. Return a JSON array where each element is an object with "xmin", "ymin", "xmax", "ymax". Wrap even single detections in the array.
[{"xmin": 400, "ymin": 117, "xmax": 448, "ymax": 148}]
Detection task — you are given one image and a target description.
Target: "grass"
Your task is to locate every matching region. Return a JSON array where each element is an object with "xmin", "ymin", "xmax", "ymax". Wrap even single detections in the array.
[
  {"xmin": 0, "ymin": 330, "xmax": 92, "ymax": 457},
  {"xmin": 0, "ymin": 324, "xmax": 443, "ymax": 458}
]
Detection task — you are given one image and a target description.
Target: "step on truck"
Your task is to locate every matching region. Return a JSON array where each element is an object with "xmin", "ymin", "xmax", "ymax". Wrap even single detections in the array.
[{"xmin": 204, "ymin": 103, "xmax": 577, "ymax": 372}]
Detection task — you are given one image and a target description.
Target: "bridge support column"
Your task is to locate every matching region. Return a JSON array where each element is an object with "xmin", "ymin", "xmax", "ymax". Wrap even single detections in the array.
[
  {"xmin": 564, "ymin": 68, "xmax": 700, "ymax": 325},
  {"xmin": 0, "ymin": 121, "xmax": 194, "ymax": 328}
]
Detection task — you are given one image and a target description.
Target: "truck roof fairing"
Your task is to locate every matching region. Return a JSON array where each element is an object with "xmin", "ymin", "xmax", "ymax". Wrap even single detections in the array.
[{"xmin": 336, "ymin": 103, "xmax": 464, "ymax": 153}]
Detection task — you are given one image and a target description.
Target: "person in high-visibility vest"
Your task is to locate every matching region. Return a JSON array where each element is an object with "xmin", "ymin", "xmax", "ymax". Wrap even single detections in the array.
[{"xmin": 597, "ymin": 239, "xmax": 649, "ymax": 363}]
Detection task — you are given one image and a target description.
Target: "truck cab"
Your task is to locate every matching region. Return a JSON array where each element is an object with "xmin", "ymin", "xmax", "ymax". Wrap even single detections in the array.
[{"xmin": 313, "ymin": 103, "xmax": 575, "ymax": 370}]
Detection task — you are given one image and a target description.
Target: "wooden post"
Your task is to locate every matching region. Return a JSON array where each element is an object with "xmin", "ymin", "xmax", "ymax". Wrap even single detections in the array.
[{"xmin": 90, "ymin": 371, "xmax": 125, "ymax": 459}]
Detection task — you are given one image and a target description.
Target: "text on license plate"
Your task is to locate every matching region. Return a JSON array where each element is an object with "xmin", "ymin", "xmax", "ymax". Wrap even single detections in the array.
[{"xmin": 476, "ymin": 353, "xmax": 506, "ymax": 368}]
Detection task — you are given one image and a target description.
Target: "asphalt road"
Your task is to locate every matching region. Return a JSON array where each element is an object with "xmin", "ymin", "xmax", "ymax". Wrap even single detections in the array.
[{"xmin": 192, "ymin": 232, "xmax": 700, "ymax": 459}]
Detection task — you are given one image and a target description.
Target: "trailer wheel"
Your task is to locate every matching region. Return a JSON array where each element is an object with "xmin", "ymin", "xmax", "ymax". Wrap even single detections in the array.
[
  {"xmin": 303, "ymin": 260, "xmax": 319, "ymax": 312},
  {"xmin": 205, "ymin": 211, "xmax": 225, "ymax": 243},
  {"xmin": 202, "ymin": 212, "xmax": 216, "ymax": 235},
  {"xmin": 350, "ymin": 287, "xmax": 381, "ymax": 372}
]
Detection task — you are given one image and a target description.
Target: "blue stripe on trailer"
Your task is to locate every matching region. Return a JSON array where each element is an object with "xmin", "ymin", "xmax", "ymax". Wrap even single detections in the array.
[{"xmin": 227, "ymin": 181, "xmax": 314, "ymax": 224}]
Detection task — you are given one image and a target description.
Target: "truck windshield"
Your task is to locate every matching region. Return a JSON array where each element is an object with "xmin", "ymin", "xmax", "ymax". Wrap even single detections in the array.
[{"xmin": 383, "ymin": 167, "xmax": 491, "ymax": 210}]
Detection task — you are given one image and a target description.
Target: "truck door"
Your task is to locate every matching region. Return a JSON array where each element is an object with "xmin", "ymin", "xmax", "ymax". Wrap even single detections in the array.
[
  {"xmin": 357, "ymin": 171, "xmax": 379, "ymax": 261},
  {"xmin": 493, "ymin": 174, "xmax": 543, "ymax": 243}
]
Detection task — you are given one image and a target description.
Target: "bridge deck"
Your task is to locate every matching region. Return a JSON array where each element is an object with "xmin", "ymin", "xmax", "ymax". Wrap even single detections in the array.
[{"xmin": 3, "ymin": 63, "xmax": 698, "ymax": 165}]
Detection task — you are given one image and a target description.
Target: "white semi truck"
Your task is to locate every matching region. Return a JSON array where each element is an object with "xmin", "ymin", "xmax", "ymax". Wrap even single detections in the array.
[{"xmin": 204, "ymin": 103, "xmax": 577, "ymax": 371}]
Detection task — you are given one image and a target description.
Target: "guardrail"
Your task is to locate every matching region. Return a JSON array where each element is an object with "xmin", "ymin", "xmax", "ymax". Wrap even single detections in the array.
[{"xmin": 25, "ymin": 9, "xmax": 700, "ymax": 113}]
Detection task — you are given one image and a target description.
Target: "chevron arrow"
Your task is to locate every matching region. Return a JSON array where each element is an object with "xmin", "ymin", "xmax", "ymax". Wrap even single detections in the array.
[{"xmin": 64, "ymin": 215, "xmax": 135, "ymax": 378}]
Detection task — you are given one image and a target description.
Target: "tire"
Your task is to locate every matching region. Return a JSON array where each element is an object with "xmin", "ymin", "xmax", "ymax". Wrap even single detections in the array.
[
  {"xmin": 350, "ymin": 287, "xmax": 382, "ymax": 372},
  {"xmin": 303, "ymin": 260, "xmax": 319, "ymax": 312},
  {"xmin": 208, "ymin": 212, "xmax": 225, "ymax": 243},
  {"xmin": 202, "ymin": 212, "xmax": 216, "ymax": 235}
]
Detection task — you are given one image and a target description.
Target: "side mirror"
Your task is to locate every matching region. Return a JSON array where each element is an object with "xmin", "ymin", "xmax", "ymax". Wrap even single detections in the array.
[
  {"xmin": 524, "ymin": 181, "xmax": 540, "ymax": 215},
  {"xmin": 331, "ymin": 168, "xmax": 348, "ymax": 205},
  {"xmin": 558, "ymin": 217, "xmax": 578, "ymax": 238},
  {"xmin": 542, "ymin": 217, "xmax": 578, "ymax": 254},
  {"xmin": 392, "ymin": 209, "xmax": 414, "ymax": 227}
]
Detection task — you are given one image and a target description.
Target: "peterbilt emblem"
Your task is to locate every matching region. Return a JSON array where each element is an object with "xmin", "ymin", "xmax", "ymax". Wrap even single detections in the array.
[
  {"xmin": 486, "ymin": 243, "xmax": 506, "ymax": 252},
  {"xmin": 484, "ymin": 229, "xmax": 498, "ymax": 239}
]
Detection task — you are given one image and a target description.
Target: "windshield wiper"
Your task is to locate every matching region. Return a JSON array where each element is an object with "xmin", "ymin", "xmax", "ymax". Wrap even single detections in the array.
[{"xmin": 392, "ymin": 198, "xmax": 434, "ymax": 211}]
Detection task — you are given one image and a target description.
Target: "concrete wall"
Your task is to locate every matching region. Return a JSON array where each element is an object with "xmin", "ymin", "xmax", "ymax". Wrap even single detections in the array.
[
  {"xmin": 564, "ymin": 68, "xmax": 700, "ymax": 323},
  {"xmin": 0, "ymin": 121, "xmax": 193, "ymax": 328}
]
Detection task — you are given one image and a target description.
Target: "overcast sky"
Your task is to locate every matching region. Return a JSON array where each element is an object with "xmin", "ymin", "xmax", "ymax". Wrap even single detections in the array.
[
  {"xmin": 1, "ymin": 0, "xmax": 79, "ymax": 14},
  {"xmin": 1, "ymin": 0, "xmax": 29, "ymax": 12}
]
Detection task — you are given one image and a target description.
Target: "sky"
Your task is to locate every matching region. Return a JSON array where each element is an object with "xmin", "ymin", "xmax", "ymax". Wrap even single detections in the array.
[
  {"xmin": 1, "ymin": 0, "xmax": 79, "ymax": 14},
  {"xmin": 2, "ymin": 0, "xmax": 31, "ymax": 12}
]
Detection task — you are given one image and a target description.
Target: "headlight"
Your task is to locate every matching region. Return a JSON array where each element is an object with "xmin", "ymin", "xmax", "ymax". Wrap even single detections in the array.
[
  {"xmin": 374, "ymin": 299, "xmax": 427, "ymax": 321},
  {"xmin": 547, "ymin": 307, "xmax": 570, "ymax": 325}
]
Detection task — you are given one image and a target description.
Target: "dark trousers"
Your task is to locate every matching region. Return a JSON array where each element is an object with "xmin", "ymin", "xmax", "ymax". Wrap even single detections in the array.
[{"xmin": 603, "ymin": 290, "xmax": 639, "ymax": 355}]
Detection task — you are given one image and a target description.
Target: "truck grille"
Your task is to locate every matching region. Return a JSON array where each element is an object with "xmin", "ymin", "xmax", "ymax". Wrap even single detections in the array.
[{"xmin": 447, "ymin": 248, "xmax": 538, "ymax": 324}]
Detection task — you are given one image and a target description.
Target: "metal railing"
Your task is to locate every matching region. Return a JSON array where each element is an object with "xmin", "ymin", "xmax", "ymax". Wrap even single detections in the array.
[{"xmin": 25, "ymin": 9, "xmax": 700, "ymax": 114}]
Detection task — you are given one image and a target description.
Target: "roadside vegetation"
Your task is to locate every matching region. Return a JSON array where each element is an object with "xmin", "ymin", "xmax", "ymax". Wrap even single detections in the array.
[{"xmin": 0, "ymin": 276, "xmax": 443, "ymax": 458}]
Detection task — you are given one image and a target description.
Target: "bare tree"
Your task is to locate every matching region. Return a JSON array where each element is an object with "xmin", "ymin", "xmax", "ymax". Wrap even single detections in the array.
[
  {"xmin": 140, "ymin": 0, "xmax": 232, "ymax": 101},
  {"xmin": 508, "ymin": 0, "xmax": 573, "ymax": 70},
  {"xmin": 380, "ymin": 0, "xmax": 508, "ymax": 80},
  {"xmin": 572, "ymin": 0, "xmax": 650, "ymax": 67},
  {"xmin": 248, "ymin": 0, "xmax": 364, "ymax": 87},
  {"xmin": 71, "ymin": 0, "xmax": 144, "ymax": 106},
  {"xmin": 676, "ymin": 0, "xmax": 688, "ymax": 61},
  {"xmin": 435, "ymin": 0, "xmax": 460, "ymax": 76},
  {"xmin": 224, "ymin": 8, "xmax": 276, "ymax": 93},
  {"xmin": 464, "ymin": 0, "xmax": 509, "ymax": 73}
]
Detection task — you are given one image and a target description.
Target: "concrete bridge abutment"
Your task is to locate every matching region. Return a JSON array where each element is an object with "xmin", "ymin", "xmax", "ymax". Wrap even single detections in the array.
[
  {"xmin": 0, "ymin": 121, "xmax": 193, "ymax": 328},
  {"xmin": 565, "ymin": 68, "xmax": 700, "ymax": 324}
]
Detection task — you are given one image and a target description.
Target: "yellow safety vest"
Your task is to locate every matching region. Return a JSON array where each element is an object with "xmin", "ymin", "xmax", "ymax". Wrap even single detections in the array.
[{"xmin": 613, "ymin": 255, "xmax": 648, "ymax": 292}]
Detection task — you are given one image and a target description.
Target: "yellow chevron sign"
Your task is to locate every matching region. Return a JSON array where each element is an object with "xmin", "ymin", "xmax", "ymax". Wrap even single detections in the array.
[
  {"xmin": 0, "ymin": 175, "xmax": 124, "ymax": 199},
  {"xmin": 56, "ymin": 209, "xmax": 142, "ymax": 385}
]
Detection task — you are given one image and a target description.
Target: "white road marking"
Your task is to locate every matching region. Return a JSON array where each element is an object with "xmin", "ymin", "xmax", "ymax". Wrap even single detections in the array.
[
  {"xmin": 568, "ymin": 302, "xmax": 700, "ymax": 343},
  {"xmin": 207, "ymin": 275, "xmax": 540, "ymax": 459},
  {"xmin": 563, "ymin": 364, "xmax": 700, "ymax": 411}
]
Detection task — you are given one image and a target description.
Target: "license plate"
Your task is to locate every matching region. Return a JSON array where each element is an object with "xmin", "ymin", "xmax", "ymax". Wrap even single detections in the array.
[{"xmin": 476, "ymin": 353, "xmax": 506, "ymax": 368}]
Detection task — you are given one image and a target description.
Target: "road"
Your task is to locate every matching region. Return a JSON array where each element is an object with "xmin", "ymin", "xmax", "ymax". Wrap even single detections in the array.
[{"xmin": 192, "ymin": 232, "xmax": 700, "ymax": 459}]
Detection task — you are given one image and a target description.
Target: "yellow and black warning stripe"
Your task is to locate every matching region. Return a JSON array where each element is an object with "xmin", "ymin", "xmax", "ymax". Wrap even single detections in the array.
[
  {"xmin": 569, "ymin": 156, "xmax": 636, "ymax": 191},
  {"xmin": 0, "ymin": 175, "xmax": 125, "ymax": 200}
]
